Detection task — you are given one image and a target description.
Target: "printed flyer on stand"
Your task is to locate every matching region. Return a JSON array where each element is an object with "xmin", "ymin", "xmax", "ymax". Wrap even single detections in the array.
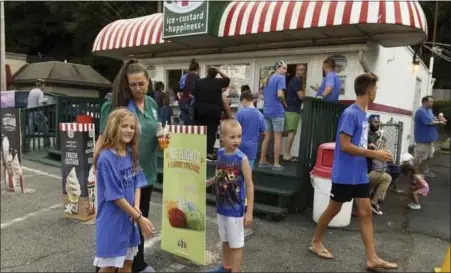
[{"xmin": 161, "ymin": 126, "xmax": 207, "ymax": 265}]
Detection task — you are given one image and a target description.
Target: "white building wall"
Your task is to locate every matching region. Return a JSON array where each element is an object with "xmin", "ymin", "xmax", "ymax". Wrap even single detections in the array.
[
  {"xmin": 364, "ymin": 44, "xmax": 430, "ymax": 153},
  {"xmin": 140, "ymin": 43, "xmax": 430, "ymax": 157}
]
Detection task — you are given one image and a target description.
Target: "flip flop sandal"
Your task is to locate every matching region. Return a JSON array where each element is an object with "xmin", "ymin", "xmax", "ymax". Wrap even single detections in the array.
[
  {"xmin": 258, "ymin": 162, "xmax": 273, "ymax": 169},
  {"xmin": 284, "ymin": 157, "xmax": 298, "ymax": 162},
  {"xmin": 308, "ymin": 246, "xmax": 333, "ymax": 259},
  {"xmin": 366, "ymin": 261, "xmax": 398, "ymax": 272}
]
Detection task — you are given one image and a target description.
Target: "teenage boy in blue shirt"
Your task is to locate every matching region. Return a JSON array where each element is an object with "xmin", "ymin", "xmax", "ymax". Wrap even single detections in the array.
[{"xmin": 309, "ymin": 73, "xmax": 398, "ymax": 271}]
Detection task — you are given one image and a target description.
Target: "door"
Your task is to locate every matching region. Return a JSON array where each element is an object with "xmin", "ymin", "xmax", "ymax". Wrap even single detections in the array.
[{"xmin": 410, "ymin": 78, "xmax": 422, "ymax": 145}]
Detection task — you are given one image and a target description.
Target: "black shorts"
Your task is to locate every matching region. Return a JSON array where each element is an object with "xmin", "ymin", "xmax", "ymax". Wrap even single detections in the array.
[{"xmin": 330, "ymin": 183, "xmax": 370, "ymax": 203}]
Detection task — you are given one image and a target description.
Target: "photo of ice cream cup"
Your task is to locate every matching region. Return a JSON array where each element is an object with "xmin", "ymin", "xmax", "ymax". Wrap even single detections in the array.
[
  {"xmin": 65, "ymin": 167, "xmax": 81, "ymax": 214},
  {"xmin": 165, "ymin": 199, "xmax": 205, "ymax": 231}
]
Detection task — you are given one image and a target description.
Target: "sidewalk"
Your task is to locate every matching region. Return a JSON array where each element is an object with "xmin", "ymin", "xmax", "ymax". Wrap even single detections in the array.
[{"xmin": 1, "ymin": 153, "xmax": 449, "ymax": 272}]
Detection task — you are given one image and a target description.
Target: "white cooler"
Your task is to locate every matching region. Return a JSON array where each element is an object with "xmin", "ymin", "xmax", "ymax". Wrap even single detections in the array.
[{"xmin": 310, "ymin": 142, "xmax": 353, "ymax": 228}]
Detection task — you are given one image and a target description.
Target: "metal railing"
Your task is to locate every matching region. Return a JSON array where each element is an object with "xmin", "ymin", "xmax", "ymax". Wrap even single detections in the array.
[
  {"xmin": 381, "ymin": 118, "xmax": 404, "ymax": 165},
  {"xmin": 21, "ymin": 96, "xmax": 105, "ymax": 153},
  {"xmin": 21, "ymin": 104, "xmax": 57, "ymax": 153},
  {"xmin": 297, "ymin": 98, "xmax": 348, "ymax": 205}
]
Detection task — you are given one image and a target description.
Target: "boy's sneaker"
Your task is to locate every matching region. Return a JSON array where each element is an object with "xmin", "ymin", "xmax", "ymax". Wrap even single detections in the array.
[
  {"xmin": 371, "ymin": 203, "xmax": 383, "ymax": 215},
  {"xmin": 408, "ymin": 202, "xmax": 421, "ymax": 210},
  {"xmin": 207, "ymin": 265, "xmax": 231, "ymax": 273}
]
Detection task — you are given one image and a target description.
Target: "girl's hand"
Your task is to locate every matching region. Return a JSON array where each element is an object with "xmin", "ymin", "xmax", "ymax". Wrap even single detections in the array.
[
  {"xmin": 138, "ymin": 217, "xmax": 156, "ymax": 239},
  {"xmin": 134, "ymin": 206, "xmax": 142, "ymax": 214}
]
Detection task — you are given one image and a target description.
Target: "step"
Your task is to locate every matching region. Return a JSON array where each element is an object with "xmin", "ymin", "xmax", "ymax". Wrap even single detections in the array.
[
  {"xmin": 157, "ymin": 158, "xmax": 300, "ymax": 197},
  {"xmin": 153, "ymin": 183, "xmax": 287, "ymax": 216}
]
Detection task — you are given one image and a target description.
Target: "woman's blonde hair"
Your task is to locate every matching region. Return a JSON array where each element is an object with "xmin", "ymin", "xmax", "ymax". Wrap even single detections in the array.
[{"xmin": 93, "ymin": 108, "xmax": 140, "ymax": 171}]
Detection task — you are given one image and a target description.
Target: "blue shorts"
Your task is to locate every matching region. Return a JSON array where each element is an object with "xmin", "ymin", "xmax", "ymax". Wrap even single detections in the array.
[{"xmin": 265, "ymin": 116, "xmax": 285, "ymax": 133}]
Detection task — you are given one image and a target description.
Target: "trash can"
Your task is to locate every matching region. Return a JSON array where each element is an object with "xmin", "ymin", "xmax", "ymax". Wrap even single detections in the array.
[
  {"xmin": 76, "ymin": 114, "xmax": 93, "ymax": 124},
  {"xmin": 310, "ymin": 142, "xmax": 353, "ymax": 227}
]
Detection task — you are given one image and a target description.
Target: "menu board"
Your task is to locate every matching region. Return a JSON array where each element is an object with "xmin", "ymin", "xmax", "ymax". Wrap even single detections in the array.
[
  {"xmin": 59, "ymin": 123, "xmax": 96, "ymax": 222},
  {"xmin": 1, "ymin": 108, "xmax": 24, "ymax": 192}
]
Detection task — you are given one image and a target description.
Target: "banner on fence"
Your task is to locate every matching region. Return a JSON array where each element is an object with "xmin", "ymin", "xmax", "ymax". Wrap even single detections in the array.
[
  {"xmin": 1, "ymin": 108, "xmax": 24, "ymax": 193},
  {"xmin": 0, "ymin": 91, "xmax": 15, "ymax": 108},
  {"xmin": 59, "ymin": 123, "xmax": 96, "ymax": 222},
  {"xmin": 161, "ymin": 125, "xmax": 207, "ymax": 265}
]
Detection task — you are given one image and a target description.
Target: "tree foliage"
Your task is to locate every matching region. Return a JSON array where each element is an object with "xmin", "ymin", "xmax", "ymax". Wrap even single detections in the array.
[
  {"xmin": 5, "ymin": 1, "xmax": 158, "ymax": 81},
  {"xmin": 4, "ymin": 1, "xmax": 450, "ymax": 88}
]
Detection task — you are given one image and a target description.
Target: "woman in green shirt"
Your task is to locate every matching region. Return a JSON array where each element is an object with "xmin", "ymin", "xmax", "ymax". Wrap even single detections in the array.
[{"xmin": 96, "ymin": 59, "xmax": 159, "ymax": 273}]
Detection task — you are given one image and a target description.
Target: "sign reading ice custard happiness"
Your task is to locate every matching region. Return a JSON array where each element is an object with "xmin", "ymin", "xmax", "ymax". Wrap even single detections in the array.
[{"xmin": 163, "ymin": 0, "xmax": 209, "ymax": 38}]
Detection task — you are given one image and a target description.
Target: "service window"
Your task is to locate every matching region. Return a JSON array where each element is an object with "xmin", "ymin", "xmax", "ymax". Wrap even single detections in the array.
[{"xmin": 207, "ymin": 64, "xmax": 251, "ymax": 104}]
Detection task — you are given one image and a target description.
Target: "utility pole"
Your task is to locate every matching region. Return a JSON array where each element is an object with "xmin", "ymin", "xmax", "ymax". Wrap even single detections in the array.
[
  {"xmin": 432, "ymin": 1, "xmax": 439, "ymax": 46},
  {"xmin": 428, "ymin": 1, "xmax": 439, "ymax": 95},
  {"xmin": 0, "ymin": 0, "xmax": 6, "ymax": 91}
]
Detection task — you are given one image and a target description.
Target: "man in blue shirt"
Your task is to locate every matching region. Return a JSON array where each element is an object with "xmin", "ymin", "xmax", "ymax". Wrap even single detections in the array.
[
  {"xmin": 309, "ymin": 73, "xmax": 398, "ymax": 271},
  {"xmin": 312, "ymin": 58, "xmax": 341, "ymax": 102},
  {"xmin": 283, "ymin": 64, "xmax": 306, "ymax": 161},
  {"xmin": 414, "ymin": 96, "xmax": 446, "ymax": 177}
]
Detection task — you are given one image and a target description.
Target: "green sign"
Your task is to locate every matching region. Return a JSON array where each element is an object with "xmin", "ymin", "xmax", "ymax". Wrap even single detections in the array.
[
  {"xmin": 163, "ymin": 0, "xmax": 209, "ymax": 39},
  {"xmin": 161, "ymin": 126, "xmax": 207, "ymax": 265}
]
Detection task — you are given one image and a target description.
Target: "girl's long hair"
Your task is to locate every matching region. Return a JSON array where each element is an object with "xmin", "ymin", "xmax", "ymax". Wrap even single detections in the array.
[
  {"xmin": 93, "ymin": 108, "xmax": 140, "ymax": 171},
  {"xmin": 111, "ymin": 59, "xmax": 152, "ymax": 109}
]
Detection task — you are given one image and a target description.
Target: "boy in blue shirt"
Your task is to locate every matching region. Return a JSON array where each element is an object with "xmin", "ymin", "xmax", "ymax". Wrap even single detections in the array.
[
  {"xmin": 236, "ymin": 91, "xmax": 266, "ymax": 169},
  {"xmin": 206, "ymin": 119, "xmax": 254, "ymax": 273},
  {"xmin": 309, "ymin": 73, "xmax": 398, "ymax": 271}
]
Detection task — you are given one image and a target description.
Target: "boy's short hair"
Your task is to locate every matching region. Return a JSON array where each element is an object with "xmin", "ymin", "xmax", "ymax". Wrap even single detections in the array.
[
  {"xmin": 241, "ymin": 85, "xmax": 251, "ymax": 93},
  {"xmin": 240, "ymin": 90, "xmax": 254, "ymax": 102},
  {"xmin": 354, "ymin": 72, "xmax": 379, "ymax": 97},
  {"xmin": 220, "ymin": 119, "xmax": 241, "ymax": 136}
]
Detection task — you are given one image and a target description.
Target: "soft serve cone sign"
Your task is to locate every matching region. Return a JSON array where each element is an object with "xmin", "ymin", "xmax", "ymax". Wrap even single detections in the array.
[{"xmin": 65, "ymin": 167, "xmax": 81, "ymax": 214}]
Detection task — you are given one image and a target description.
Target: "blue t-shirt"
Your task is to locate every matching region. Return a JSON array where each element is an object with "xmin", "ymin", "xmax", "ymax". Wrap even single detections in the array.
[
  {"xmin": 215, "ymin": 148, "xmax": 247, "ymax": 217},
  {"xmin": 316, "ymin": 71, "xmax": 341, "ymax": 102},
  {"xmin": 331, "ymin": 104, "xmax": 369, "ymax": 185},
  {"xmin": 236, "ymin": 107, "xmax": 266, "ymax": 160},
  {"xmin": 414, "ymin": 107, "xmax": 438, "ymax": 143},
  {"xmin": 95, "ymin": 149, "xmax": 148, "ymax": 258},
  {"xmin": 286, "ymin": 76, "xmax": 303, "ymax": 113},
  {"xmin": 263, "ymin": 74, "xmax": 286, "ymax": 118}
]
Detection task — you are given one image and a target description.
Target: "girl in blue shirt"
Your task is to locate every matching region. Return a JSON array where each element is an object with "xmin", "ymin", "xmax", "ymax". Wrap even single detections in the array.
[{"xmin": 93, "ymin": 108, "xmax": 156, "ymax": 272}]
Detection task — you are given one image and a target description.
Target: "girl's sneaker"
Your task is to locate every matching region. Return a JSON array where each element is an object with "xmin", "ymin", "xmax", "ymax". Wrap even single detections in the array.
[
  {"xmin": 408, "ymin": 202, "xmax": 421, "ymax": 210},
  {"xmin": 207, "ymin": 265, "xmax": 231, "ymax": 273}
]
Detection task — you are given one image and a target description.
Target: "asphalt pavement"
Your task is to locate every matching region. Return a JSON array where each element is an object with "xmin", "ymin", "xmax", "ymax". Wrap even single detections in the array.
[{"xmin": 1, "ymin": 153, "xmax": 449, "ymax": 272}]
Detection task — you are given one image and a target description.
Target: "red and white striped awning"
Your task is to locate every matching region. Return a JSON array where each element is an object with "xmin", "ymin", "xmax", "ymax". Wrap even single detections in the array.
[
  {"xmin": 217, "ymin": 1, "xmax": 428, "ymax": 47},
  {"xmin": 92, "ymin": 13, "xmax": 167, "ymax": 53}
]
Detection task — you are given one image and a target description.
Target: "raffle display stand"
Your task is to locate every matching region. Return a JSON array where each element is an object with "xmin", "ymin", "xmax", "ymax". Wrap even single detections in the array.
[
  {"xmin": 1, "ymin": 107, "xmax": 25, "ymax": 193},
  {"xmin": 59, "ymin": 123, "xmax": 96, "ymax": 222}
]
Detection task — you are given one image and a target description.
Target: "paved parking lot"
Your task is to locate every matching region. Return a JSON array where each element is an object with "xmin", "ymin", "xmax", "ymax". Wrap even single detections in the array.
[{"xmin": 1, "ymin": 154, "xmax": 449, "ymax": 272}]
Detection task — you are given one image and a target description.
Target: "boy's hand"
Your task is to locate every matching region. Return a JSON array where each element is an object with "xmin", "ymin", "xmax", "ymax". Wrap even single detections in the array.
[
  {"xmin": 374, "ymin": 150, "xmax": 392, "ymax": 162},
  {"xmin": 244, "ymin": 212, "xmax": 253, "ymax": 227}
]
